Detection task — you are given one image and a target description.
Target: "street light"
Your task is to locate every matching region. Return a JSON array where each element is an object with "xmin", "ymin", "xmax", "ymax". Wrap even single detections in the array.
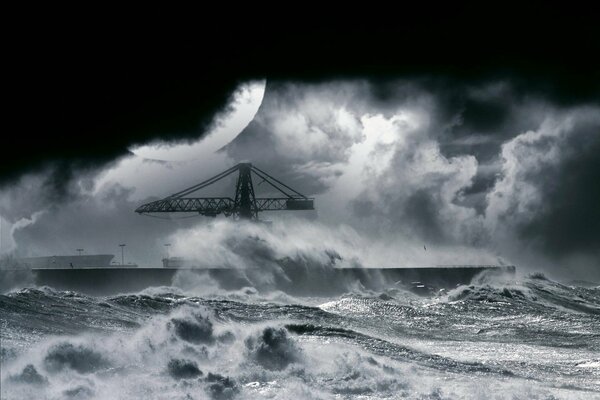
[{"xmin": 119, "ymin": 244, "xmax": 126, "ymax": 265}]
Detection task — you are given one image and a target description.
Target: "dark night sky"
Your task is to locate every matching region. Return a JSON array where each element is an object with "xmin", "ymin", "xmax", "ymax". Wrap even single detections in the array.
[{"xmin": 5, "ymin": 5, "xmax": 599, "ymax": 187}]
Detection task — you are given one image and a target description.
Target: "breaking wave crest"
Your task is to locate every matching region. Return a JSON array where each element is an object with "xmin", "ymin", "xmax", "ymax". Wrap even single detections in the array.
[
  {"xmin": 445, "ymin": 273, "xmax": 600, "ymax": 315},
  {"xmin": 1, "ymin": 274, "xmax": 599, "ymax": 399}
]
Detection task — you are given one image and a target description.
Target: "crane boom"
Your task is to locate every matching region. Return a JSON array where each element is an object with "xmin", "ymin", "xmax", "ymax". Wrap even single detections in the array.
[{"xmin": 135, "ymin": 163, "xmax": 314, "ymax": 219}]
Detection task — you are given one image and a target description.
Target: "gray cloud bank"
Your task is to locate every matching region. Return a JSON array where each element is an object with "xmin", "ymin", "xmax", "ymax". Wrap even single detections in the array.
[
  {"xmin": 2, "ymin": 79, "xmax": 600, "ymax": 280},
  {"xmin": 227, "ymin": 81, "xmax": 600, "ymax": 279}
]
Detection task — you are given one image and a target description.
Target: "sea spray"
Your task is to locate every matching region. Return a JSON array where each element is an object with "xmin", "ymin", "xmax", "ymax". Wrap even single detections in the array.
[{"xmin": 1, "ymin": 275, "xmax": 599, "ymax": 398}]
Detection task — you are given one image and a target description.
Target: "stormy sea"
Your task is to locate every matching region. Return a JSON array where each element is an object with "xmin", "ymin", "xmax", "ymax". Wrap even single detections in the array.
[{"xmin": 1, "ymin": 270, "xmax": 599, "ymax": 400}]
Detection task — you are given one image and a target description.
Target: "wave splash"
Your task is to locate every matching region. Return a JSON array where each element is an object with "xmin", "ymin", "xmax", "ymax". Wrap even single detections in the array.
[{"xmin": 1, "ymin": 275, "xmax": 599, "ymax": 399}]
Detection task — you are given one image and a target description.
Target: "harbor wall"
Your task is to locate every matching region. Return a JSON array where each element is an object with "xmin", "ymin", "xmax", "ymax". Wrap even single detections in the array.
[{"xmin": 0, "ymin": 265, "xmax": 517, "ymax": 295}]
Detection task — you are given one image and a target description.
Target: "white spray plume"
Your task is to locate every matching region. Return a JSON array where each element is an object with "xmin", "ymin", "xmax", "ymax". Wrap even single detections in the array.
[{"xmin": 167, "ymin": 218, "xmax": 500, "ymax": 271}]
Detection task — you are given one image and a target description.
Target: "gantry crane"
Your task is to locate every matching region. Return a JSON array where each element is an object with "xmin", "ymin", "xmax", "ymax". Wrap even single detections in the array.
[{"xmin": 135, "ymin": 163, "xmax": 314, "ymax": 220}]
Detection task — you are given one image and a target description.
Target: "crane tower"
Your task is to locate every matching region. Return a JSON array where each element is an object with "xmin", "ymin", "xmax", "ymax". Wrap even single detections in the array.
[{"xmin": 135, "ymin": 163, "xmax": 314, "ymax": 220}]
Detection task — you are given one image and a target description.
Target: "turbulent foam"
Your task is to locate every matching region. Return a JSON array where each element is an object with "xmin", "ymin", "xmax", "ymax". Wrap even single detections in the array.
[
  {"xmin": 44, "ymin": 343, "xmax": 111, "ymax": 374},
  {"xmin": 444, "ymin": 275, "xmax": 600, "ymax": 316},
  {"xmin": 169, "ymin": 313, "xmax": 216, "ymax": 344},
  {"xmin": 245, "ymin": 327, "xmax": 302, "ymax": 371},
  {"xmin": 8, "ymin": 364, "xmax": 48, "ymax": 386},
  {"xmin": 167, "ymin": 358, "xmax": 203, "ymax": 379},
  {"xmin": 63, "ymin": 385, "xmax": 94, "ymax": 398},
  {"xmin": 1, "ymin": 275, "xmax": 599, "ymax": 399},
  {"xmin": 205, "ymin": 373, "xmax": 239, "ymax": 400}
]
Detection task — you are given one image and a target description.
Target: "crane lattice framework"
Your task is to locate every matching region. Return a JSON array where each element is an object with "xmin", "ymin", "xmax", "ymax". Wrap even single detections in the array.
[{"xmin": 135, "ymin": 163, "xmax": 314, "ymax": 220}]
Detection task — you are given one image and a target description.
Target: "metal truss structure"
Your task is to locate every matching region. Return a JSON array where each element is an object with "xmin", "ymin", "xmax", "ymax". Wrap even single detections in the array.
[{"xmin": 135, "ymin": 163, "xmax": 314, "ymax": 219}]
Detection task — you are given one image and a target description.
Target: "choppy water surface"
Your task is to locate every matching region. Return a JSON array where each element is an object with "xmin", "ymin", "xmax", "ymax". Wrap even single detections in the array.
[{"xmin": 1, "ymin": 273, "xmax": 599, "ymax": 399}]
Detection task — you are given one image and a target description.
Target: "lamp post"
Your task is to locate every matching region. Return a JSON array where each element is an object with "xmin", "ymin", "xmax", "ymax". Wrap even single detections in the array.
[{"xmin": 119, "ymin": 244, "xmax": 126, "ymax": 265}]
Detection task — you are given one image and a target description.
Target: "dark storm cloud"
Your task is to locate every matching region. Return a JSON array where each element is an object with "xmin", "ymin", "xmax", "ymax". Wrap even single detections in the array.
[
  {"xmin": 9, "ymin": 182, "xmax": 200, "ymax": 265},
  {"xmin": 223, "ymin": 78, "xmax": 600, "ymax": 278},
  {"xmin": 3, "ymin": 6, "xmax": 600, "ymax": 281},
  {"xmin": 514, "ymin": 115, "xmax": 600, "ymax": 256},
  {"xmin": 5, "ymin": 5, "xmax": 599, "ymax": 195},
  {"xmin": 226, "ymin": 81, "xmax": 365, "ymax": 195},
  {"xmin": 354, "ymin": 189, "xmax": 448, "ymax": 244},
  {"xmin": 481, "ymin": 106, "xmax": 600, "ymax": 277},
  {"xmin": 5, "ymin": 76, "xmax": 599, "ymax": 278},
  {"xmin": 0, "ymin": 165, "xmax": 88, "ymax": 223},
  {"xmin": 7, "ymin": 65, "xmax": 243, "ymax": 191},
  {"xmin": 227, "ymin": 80, "xmax": 483, "ymax": 246}
]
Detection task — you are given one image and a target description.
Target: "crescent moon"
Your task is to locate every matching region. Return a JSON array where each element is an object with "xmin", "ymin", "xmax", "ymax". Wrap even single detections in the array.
[{"xmin": 131, "ymin": 80, "xmax": 266, "ymax": 162}]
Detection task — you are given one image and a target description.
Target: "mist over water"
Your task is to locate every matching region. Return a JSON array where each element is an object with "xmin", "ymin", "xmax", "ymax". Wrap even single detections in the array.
[{"xmin": 167, "ymin": 219, "xmax": 503, "ymax": 272}]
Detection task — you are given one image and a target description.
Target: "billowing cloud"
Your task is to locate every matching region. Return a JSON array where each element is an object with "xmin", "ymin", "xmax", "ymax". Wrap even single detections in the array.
[
  {"xmin": 485, "ymin": 107, "xmax": 600, "ymax": 276},
  {"xmin": 11, "ymin": 184, "xmax": 198, "ymax": 264},
  {"xmin": 225, "ymin": 81, "xmax": 600, "ymax": 279},
  {"xmin": 7, "ymin": 8, "xmax": 599, "ymax": 194},
  {"xmin": 0, "ymin": 81, "xmax": 266, "ymax": 264},
  {"xmin": 3, "ymin": 79, "xmax": 599, "ymax": 281}
]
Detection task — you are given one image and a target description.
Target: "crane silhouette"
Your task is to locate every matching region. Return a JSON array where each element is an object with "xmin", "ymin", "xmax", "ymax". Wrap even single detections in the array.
[{"xmin": 135, "ymin": 163, "xmax": 314, "ymax": 220}]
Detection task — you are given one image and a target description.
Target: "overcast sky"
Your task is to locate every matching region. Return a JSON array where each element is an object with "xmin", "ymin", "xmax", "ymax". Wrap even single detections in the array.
[
  {"xmin": 3, "ymin": 9, "xmax": 599, "ymax": 280},
  {"xmin": 2, "ymin": 77, "xmax": 599, "ymax": 281}
]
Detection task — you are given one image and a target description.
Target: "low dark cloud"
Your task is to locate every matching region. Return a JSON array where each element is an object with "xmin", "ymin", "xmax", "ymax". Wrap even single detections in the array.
[
  {"xmin": 3, "ymin": 77, "xmax": 600, "ymax": 279},
  {"xmin": 5, "ymin": 6, "xmax": 599, "ymax": 195},
  {"xmin": 516, "ymin": 115, "xmax": 600, "ymax": 256},
  {"xmin": 3, "ymin": 7, "xmax": 600, "ymax": 279},
  {"xmin": 224, "ymin": 80, "xmax": 600, "ymax": 278},
  {"xmin": 8, "ymin": 182, "xmax": 199, "ymax": 265}
]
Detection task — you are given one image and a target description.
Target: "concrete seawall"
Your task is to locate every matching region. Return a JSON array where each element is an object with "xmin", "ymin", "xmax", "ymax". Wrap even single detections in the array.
[{"xmin": 0, "ymin": 265, "xmax": 516, "ymax": 295}]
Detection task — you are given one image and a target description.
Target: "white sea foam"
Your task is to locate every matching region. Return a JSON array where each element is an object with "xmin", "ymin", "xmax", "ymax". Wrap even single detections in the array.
[{"xmin": 2, "ymin": 286, "xmax": 599, "ymax": 399}]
